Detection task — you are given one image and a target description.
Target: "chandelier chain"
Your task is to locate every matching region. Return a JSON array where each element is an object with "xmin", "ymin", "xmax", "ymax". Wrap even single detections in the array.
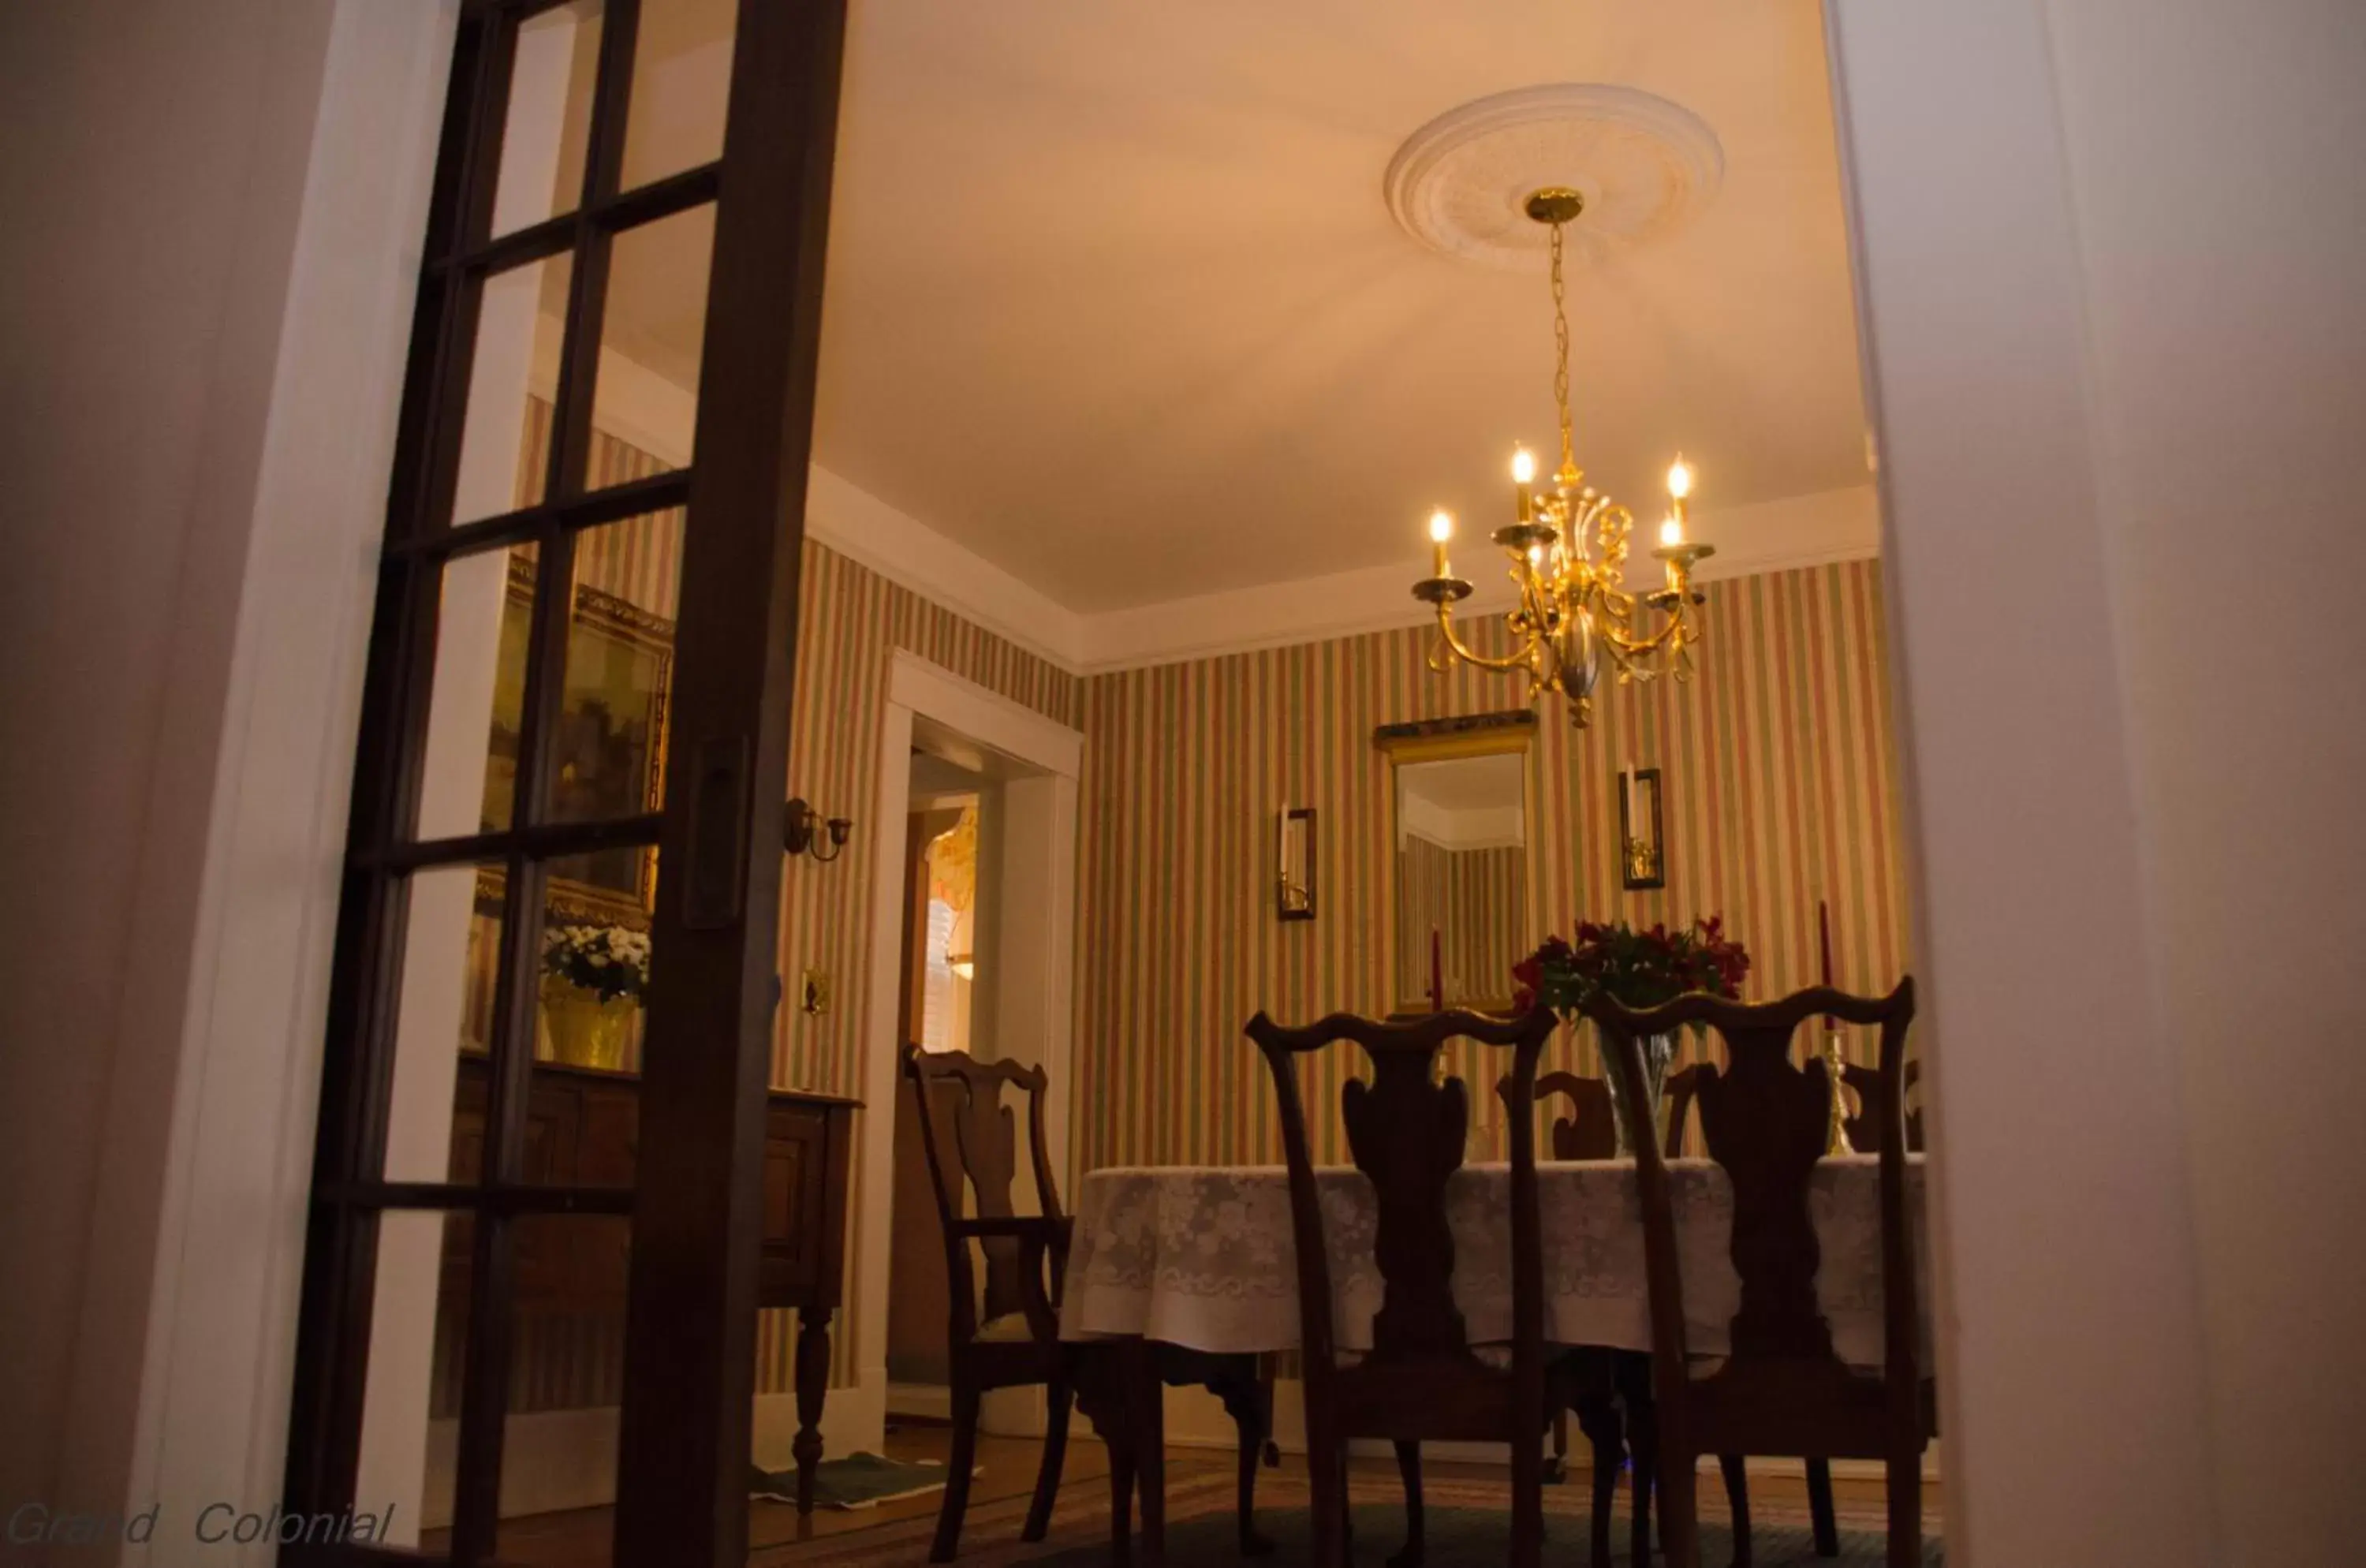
[{"xmin": 1550, "ymin": 222, "xmax": 1573, "ymax": 479}]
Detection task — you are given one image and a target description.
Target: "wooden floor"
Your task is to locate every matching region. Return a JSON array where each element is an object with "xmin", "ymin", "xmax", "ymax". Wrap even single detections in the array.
[{"xmin": 451, "ymin": 1419, "xmax": 1931, "ymax": 1566}]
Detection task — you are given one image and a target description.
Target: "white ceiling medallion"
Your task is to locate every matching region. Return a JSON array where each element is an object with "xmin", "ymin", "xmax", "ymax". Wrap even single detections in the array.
[{"xmin": 1383, "ymin": 84, "xmax": 1725, "ymax": 271}]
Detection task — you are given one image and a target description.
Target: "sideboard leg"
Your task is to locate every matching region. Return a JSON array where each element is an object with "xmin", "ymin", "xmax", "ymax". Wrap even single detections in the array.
[{"xmin": 793, "ymin": 1307, "xmax": 833, "ymax": 1513}]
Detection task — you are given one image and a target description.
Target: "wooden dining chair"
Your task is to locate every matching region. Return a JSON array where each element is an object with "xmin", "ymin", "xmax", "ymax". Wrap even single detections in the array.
[
  {"xmin": 1534, "ymin": 1070, "xmax": 1657, "ymax": 1568},
  {"xmin": 902, "ymin": 1046, "xmax": 1077, "ymax": 1562},
  {"xmin": 1587, "ymin": 981, "xmax": 1935, "ymax": 1568},
  {"xmin": 1246, "ymin": 1006, "xmax": 1569, "ymax": 1568},
  {"xmin": 903, "ymin": 1045, "xmax": 1271, "ymax": 1564}
]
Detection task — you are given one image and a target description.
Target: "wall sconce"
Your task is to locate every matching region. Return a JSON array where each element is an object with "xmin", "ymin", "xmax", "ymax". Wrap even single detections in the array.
[
  {"xmin": 785, "ymin": 797, "xmax": 852, "ymax": 864},
  {"xmin": 1618, "ymin": 765, "xmax": 1666, "ymax": 890},
  {"xmin": 1277, "ymin": 805, "xmax": 1316, "ymax": 921}
]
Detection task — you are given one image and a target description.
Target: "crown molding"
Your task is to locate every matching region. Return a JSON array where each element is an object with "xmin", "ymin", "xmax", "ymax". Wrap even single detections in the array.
[
  {"xmin": 1073, "ymin": 485, "xmax": 1881, "ymax": 674},
  {"xmin": 802, "ymin": 468, "xmax": 1088, "ymax": 670},
  {"xmin": 799, "ymin": 480, "xmax": 1878, "ymax": 677}
]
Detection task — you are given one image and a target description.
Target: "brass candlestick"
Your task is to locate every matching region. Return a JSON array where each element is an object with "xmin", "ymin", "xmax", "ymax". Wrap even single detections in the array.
[{"xmin": 1821, "ymin": 1031, "xmax": 1856, "ymax": 1155}]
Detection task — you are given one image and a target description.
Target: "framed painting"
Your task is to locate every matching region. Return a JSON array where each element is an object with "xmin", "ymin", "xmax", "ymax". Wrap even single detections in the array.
[{"xmin": 476, "ymin": 554, "xmax": 672, "ymax": 931}]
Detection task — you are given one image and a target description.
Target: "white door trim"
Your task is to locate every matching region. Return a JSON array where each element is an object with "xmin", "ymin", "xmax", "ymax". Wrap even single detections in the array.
[{"xmin": 842, "ymin": 651, "xmax": 1083, "ymax": 1457}]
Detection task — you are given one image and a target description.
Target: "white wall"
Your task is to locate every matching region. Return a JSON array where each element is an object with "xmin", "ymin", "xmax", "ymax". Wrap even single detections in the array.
[
  {"xmin": 2040, "ymin": 0, "xmax": 2366, "ymax": 1559},
  {"xmin": 0, "ymin": 0, "xmax": 452, "ymax": 1558},
  {"xmin": 1829, "ymin": 0, "xmax": 2364, "ymax": 1562}
]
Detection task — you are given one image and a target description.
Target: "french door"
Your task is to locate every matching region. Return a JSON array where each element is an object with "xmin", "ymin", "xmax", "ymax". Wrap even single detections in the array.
[{"xmin": 282, "ymin": 2, "xmax": 844, "ymax": 1564}]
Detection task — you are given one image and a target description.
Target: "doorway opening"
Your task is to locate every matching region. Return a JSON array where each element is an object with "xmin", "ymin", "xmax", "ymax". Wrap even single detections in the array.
[{"xmin": 853, "ymin": 653, "xmax": 1083, "ymax": 1446}]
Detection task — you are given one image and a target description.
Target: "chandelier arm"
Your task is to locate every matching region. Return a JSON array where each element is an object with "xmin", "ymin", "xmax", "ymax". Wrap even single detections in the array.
[
  {"xmin": 1597, "ymin": 614, "xmax": 1689, "ymax": 659},
  {"xmin": 1432, "ymin": 603, "xmax": 1541, "ymax": 674}
]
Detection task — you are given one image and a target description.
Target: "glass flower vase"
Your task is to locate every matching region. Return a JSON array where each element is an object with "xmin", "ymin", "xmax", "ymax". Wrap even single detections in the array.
[{"xmin": 1605, "ymin": 1031, "xmax": 1677, "ymax": 1157}]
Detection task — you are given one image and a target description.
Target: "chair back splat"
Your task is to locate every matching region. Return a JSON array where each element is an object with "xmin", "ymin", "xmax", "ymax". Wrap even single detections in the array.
[
  {"xmin": 904, "ymin": 1047, "xmax": 1063, "ymax": 1342},
  {"xmin": 1533, "ymin": 1070, "xmax": 1616, "ymax": 1161}
]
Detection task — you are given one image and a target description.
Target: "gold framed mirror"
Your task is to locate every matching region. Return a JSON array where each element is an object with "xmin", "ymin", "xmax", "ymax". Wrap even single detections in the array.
[{"xmin": 1376, "ymin": 711, "xmax": 1538, "ymax": 1015}]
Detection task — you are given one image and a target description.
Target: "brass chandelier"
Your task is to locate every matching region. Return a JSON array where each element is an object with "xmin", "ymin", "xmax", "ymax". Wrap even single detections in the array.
[{"xmin": 1413, "ymin": 188, "xmax": 1714, "ymax": 729}]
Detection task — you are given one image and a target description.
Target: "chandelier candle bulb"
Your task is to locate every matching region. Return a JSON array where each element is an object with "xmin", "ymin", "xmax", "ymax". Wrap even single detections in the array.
[
  {"xmin": 1512, "ymin": 446, "xmax": 1537, "ymax": 521},
  {"xmin": 1427, "ymin": 508, "xmax": 1454, "ymax": 577}
]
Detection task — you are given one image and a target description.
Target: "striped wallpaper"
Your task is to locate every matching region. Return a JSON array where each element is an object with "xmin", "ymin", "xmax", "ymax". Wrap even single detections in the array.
[{"xmin": 1071, "ymin": 558, "xmax": 1913, "ymax": 1172}]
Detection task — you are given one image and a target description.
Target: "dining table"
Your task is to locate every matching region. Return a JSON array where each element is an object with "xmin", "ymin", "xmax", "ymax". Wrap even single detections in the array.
[{"xmin": 1058, "ymin": 1155, "xmax": 1931, "ymax": 1368}]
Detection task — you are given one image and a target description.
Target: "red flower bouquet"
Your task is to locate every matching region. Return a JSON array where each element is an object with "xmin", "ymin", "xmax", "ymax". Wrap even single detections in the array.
[{"xmin": 1513, "ymin": 916, "xmax": 1751, "ymax": 1017}]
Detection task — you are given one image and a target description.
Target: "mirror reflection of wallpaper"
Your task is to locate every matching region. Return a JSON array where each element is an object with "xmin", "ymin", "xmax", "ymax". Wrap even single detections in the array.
[{"xmin": 1396, "ymin": 834, "xmax": 1527, "ymax": 1006}]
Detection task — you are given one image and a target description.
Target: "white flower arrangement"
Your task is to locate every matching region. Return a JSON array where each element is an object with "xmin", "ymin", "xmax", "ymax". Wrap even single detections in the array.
[{"xmin": 541, "ymin": 923, "xmax": 651, "ymax": 1002}]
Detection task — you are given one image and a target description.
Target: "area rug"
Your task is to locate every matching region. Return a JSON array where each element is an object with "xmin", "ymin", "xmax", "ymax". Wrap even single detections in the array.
[
  {"xmin": 1016, "ymin": 1500, "xmax": 1944, "ymax": 1566},
  {"xmin": 750, "ymin": 1452, "xmax": 972, "ymax": 1510},
  {"xmin": 749, "ymin": 1465, "xmax": 1944, "ymax": 1566}
]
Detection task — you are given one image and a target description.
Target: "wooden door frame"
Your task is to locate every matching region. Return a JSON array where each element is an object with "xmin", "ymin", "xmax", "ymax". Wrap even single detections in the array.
[{"xmin": 848, "ymin": 651, "xmax": 1084, "ymax": 1450}]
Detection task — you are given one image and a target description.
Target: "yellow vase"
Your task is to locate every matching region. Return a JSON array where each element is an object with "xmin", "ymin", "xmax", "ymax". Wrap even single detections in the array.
[{"xmin": 541, "ymin": 978, "xmax": 636, "ymax": 1071}]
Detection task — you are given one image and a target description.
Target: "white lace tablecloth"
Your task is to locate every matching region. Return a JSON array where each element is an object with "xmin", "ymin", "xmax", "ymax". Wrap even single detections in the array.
[{"xmin": 1059, "ymin": 1159, "xmax": 1928, "ymax": 1370}]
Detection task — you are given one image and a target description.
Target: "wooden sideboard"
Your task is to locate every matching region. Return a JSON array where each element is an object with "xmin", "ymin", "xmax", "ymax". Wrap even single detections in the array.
[{"xmin": 447, "ymin": 1055, "xmax": 860, "ymax": 1510}]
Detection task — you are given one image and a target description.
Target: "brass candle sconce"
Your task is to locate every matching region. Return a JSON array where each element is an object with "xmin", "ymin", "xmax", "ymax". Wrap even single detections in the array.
[
  {"xmin": 1618, "ymin": 765, "xmax": 1665, "ymax": 890},
  {"xmin": 784, "ymin": 797, "xmax": 852, "ymax": 864},
  {"xmin": 1277, "ymin": 806, "xmax": 1316, "ymax": 921}
]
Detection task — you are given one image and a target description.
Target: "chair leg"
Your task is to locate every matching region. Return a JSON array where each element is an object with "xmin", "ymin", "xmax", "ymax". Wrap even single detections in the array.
[
  {"xmin": 1658, "ymin": 1447, "xmax": 1700, "ymax": 1568},
  {"xmin": 1571, "ymin": 1387, "xmax": 1622, "ymax": 1568},
  {"xmin": 1719, "ymin": 1455, "xmax": 1752, "ymax": 1568},
  {"xmin": 1619, "ymin": 1359, "xmax": 1657, "ymax": 1566},
  {"xmin": 1020, "ymin": 1376, "xmax": 1071, "ymax": 1542},
  {"xmin": 1807, "ymin": 1458, "xmax": 1839, "ymax": 1558},
  {"xmin": 1259, "ymin": 1352, "xmax": 1283, "ymax": 1468},
  {"xmin": 1388, "ymin": 1440, "xmax": 1425, "ymax": 1568},
  {"xmin": 1232, "ymin": 1368, "xmax": 1276, "ymax": 1558},
  {"xmin": 1130, "ymin": 1349, "xmax": 1166, "ymax": 1568},
  {"xmin": 927, "ymin": 1376, "xmax": 981, "ymax": 1564},
  {"xmin": 1547, "ymin": 1408, "xmax": 1570, "ymax": 1485},
  {"xmin": 1107, "ymin": 1425, "xmax": 1136, "ymax": 1568},
  {"xmin": 1304, "ymin": 1437, "xmax": 1343, "ymax": 1568},
  {"xmin": 1886, "ymin": 1450, "xmax": 1923, "ymax": 1568},
  {"xmin": 1337, "ymin": 1450, "xmax": 1359, "ymax": 1568},
  {"xmin": 1510, "ymin": 1427, "xmax": 1545, "ymax": 1568}
]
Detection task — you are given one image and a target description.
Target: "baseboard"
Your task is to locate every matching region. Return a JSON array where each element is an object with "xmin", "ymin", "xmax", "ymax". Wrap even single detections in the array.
[
  {"xmin": 877, "ymin": 1379, "xmax": 1047, "ymax": 1436},
  {"xmin": 983, "ymin": 1383, "xmax": 1047, "ymax": 1438},
  {"xmin": 886, "ymin": 1382, "xmax": 952, "ymax": 1422},
  {"xmin": 752, "ymin": 1382, "xmax": 886, "ymax": 1471},
  {"xmin": 420, "ymin": 1407, "xmax": 620, "ymax": 1528},
  {"xmin": 419, "ymin": 1384, "xmax": 896, "ymax": 1528}
]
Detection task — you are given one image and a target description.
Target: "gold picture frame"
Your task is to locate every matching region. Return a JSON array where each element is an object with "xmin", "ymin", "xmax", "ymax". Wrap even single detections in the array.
[{"xmin": 474, "ymin": 554, "xmax": 672, "ymax": 932}]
